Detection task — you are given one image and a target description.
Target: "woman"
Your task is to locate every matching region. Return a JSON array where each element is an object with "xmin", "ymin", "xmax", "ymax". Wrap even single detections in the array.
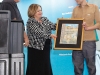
[{"xmin": 26, "ymin": 4, "xmax": 56, "ymax": 75}]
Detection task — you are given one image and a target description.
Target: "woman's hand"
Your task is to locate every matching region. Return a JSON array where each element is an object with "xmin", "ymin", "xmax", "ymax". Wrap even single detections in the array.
[
  {"xmin": 24, "ymin": 37, "xmax": 29, "ymax": 47},
  {"xmin": 50, "ymin": 34, "xmax": 57, "ymax": 40},
  {"xmin": 24, "ymin": 32, "xmax": 29, "ymax": 47}
]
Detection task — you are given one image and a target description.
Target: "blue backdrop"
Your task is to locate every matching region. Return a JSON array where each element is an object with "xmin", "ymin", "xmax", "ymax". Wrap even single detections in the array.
[
  {"xmin": 0, "ymin": 0, "xmax": 99, "ymax": 75},
  {"xmin": 17, "ymin": 0, "xmax": 89, "ymax": 75}
]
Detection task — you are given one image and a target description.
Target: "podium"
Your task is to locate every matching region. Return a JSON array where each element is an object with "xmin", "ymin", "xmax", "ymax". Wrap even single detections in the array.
[
  {"xmin": 0, "ymin": 54, "xmax": 10, "ymax": 75},
  {"xmin": 10, "ymin": 20, "xmax": 24, "ymax": 53},
  {"xmin": 0, "ymin": 10, "xmax": 11, "ymax": 53},
  {"xmin": 0, "ymin": 53, "xmax": 24, "ymax": 75},
  {"xmin": 0, "ymin": 10, "xmax": 24, "ymax": 53},
  {"xmin": 11, "ymin": 53, "xmax": 24, "ymax": 75},
  {"xmin": 0, "ymin": 10, "xmax": 24, "ymax": 75}
]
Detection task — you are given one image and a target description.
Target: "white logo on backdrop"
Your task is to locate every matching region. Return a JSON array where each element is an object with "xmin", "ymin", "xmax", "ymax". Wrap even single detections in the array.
[
  {"xmin": 59, "ymin": 53, "xmax": 72, "ymax": 56},
  {"xmin": 62, "ymin": 6, "xmax": 74, "ymax": 18}
]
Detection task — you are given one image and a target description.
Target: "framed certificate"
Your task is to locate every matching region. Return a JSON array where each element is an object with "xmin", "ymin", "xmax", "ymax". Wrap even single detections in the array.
[{"xmin": 54, "ymin": 18, "xmax": 84, "ymax": 50}]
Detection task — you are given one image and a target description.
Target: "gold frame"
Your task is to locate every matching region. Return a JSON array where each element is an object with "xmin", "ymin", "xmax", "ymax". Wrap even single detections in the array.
[{"xmin": 54, "ymin": 18, "xmax": 84, "ymax": 50}]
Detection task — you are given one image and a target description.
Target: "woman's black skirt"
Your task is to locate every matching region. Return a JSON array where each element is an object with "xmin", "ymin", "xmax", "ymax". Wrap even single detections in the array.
[{"xmin": 26, "ymin": 39, "xmax": 53, "ymax": 75}]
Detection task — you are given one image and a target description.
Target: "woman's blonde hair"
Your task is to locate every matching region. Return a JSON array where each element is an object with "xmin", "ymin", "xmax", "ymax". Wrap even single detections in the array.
[{"xmin": 28, "ymin": 4, "xmax": 42, "ymax": 18}]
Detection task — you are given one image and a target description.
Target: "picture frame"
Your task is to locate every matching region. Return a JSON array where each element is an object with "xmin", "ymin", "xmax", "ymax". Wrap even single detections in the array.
[{"xmin": 54, "ymin": 18, "xmax": 84, "ymax": 50}]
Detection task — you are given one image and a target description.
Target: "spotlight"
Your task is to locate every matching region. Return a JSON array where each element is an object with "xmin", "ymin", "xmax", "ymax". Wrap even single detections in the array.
[{"xmin": 0, "ymin": 0, "xmax": 3, "ymax": 2}]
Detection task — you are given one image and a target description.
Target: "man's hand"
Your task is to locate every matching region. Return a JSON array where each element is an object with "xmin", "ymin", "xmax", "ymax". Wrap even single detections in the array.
[
  {"xmin": 82, "ymin": 22, "xmax": 89, "ymax": 30},
  {"xmin": 82, "ymin": 22, "xmax": 98, "ymax": 31}
]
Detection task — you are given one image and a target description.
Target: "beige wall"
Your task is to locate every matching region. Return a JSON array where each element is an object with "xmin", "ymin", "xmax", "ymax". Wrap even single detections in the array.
[
  {"xmin": 96, "ymin": 10, "xmax": 100, "ymax": 50},
  {"xmin": 88, "ymin": 1, "xmax": 100, "ymax": 50}
]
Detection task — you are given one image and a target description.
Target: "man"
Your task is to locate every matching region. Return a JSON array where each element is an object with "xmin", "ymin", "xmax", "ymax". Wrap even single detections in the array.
[
  {"xmin": 72, "ymin": 0, "xmax": 100, "ymax": 75},
  {"xmin": 0, "ymin": 0, "xmax": 29, "ymax": 46}
]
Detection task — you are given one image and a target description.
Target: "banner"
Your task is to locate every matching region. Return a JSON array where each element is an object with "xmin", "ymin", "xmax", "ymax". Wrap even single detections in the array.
[{"xmin": 17, "ymin": 0, "xmax": 100, "ymax": 75}]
